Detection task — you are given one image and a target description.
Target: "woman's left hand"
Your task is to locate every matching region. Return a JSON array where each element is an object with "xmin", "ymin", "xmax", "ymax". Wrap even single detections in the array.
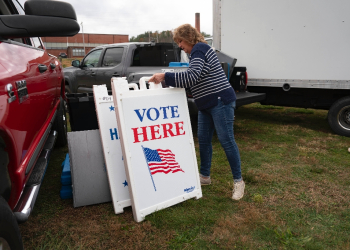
[{"xmin": 149, "ymin": 73, "xmax": 165, "ymax": 84}]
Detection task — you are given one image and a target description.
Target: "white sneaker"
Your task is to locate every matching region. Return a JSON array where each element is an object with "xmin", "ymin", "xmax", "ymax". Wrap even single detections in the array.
[
  {"xmin": 199, "ymin": 174, "xmax": 211, "ymax": 185},
  {"xmin": 232, "ymin": 181, "xmax": 245, "ymax": 200}
]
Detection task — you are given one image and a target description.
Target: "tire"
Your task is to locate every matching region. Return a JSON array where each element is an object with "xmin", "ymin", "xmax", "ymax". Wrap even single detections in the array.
[
  {"xmin": 65, "ymin": 85, "xmax": 71, "ymax": 94},
  {"xmin": 327, "ymin": 96, "xmax": 350, "ymax": 137},
  {"xmin": 0, "ymin": 138, "xmax": 11, "ymax": 202},
  {"xmin": 64, "ymin": 85, "xmax": 71, "ymax": 113},
  {"xmin": 0, "ymin": 196, "xmax": 24, "ymax": 250},
  {"xmin": 53, "ymin": 97, "xmax": 68, "ymax": 147}
]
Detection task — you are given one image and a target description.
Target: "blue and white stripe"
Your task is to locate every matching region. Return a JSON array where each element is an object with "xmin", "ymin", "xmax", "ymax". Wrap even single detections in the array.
[{"xmin": 165, "ymin": 42, "xmax": 236, "ymax": 110}]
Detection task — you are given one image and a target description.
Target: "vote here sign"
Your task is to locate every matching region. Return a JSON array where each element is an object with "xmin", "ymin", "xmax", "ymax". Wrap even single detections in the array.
[
  {"xmin": 112, "ymin": 79, "xmax": 202, "ymax": 222},
  {"xmin": 93, "ymin": 84, "xmax": 131, "ymax": 214}
]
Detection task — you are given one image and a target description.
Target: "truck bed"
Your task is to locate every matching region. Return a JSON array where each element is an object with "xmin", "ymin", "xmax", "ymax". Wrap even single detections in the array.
[
  {"xmin": 235, "ymin": 91, "xmax": 266, "ymax": 107},
  {"xmin": 187, "ymin": 91, "xmax": 266, "ymax": 115}
]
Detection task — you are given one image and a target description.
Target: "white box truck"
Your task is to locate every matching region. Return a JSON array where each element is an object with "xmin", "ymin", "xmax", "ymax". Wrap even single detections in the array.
[{"xmin": 213, "ymin": 0, "xmax": 350, "ymax": 136}]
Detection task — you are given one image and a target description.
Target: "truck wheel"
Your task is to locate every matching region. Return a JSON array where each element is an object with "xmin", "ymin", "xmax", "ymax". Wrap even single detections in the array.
[
  {"xmin": 53, "ymin": 97, "xmax": 68, "ymax": 147},
  {"xmin": 64, "ymin": 85, "xmax": 71, "ymax": 113},
  {"xmin": 328, "ymin": 96, "xmax": 350, "ymax": 137},
  {"xmin": 65, "ymin": 85, "xmax": 71, "ymax": 94},
  {"xmin": 0, "ymin": 139, "xmax": 11, "ymax": 202},
  {"xmin": 0, "ymin": 196, "xmax": 24, "ymax": 250}
]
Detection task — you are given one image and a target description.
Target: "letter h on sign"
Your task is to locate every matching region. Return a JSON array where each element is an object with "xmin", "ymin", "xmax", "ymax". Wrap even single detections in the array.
[{"xmin": 110, "ymin": 128, "xmax": 119, "ymax": 140}]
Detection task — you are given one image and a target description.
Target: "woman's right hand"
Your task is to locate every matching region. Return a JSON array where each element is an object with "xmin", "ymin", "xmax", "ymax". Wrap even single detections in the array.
[{"xmin": 149, "ymin": 73, "xmax": 165, "ymax": 84}]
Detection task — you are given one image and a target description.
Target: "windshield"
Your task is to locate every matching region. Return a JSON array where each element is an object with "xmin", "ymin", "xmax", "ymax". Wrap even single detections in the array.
[{"xmin": 206, "ymin": 38, "xmax": 213, "ymax": 47}]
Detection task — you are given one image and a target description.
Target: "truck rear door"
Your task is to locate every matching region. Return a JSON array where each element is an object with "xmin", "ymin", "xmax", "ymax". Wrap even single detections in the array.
[{"xmin": 94, "ymin": 46, "xmax": 125, "ymax": 90}]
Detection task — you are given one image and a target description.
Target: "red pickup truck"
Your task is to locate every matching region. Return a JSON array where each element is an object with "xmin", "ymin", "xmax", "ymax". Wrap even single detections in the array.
[{"xmin": 0, "ymin": 0, "xmax": 79, "ymax": 249}]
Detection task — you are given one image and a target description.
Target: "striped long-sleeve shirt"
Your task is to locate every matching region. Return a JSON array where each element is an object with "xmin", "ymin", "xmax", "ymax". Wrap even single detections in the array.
[{"xmin": 164, "ymin": 42, "xmax": 236, "ymax": 111}]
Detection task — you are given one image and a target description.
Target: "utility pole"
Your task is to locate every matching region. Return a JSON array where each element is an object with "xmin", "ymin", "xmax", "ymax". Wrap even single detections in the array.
[{"xmin": 81, "ymin": 22, "xmax": 86, "ymax": 55}]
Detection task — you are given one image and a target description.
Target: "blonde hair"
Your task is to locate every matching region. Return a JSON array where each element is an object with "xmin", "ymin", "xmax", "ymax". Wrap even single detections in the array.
[{"xmin": 173, "ymin": 24, "xmax": 207, "ymax": 45}]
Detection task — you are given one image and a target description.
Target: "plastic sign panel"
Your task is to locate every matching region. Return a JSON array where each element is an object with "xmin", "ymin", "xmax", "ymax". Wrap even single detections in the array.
[
  {"xmin": 68, "ymin": 130, "xmax": 112, "ymax": 207},
  {"xmin": 93, "ymin": 84, "xmax": 131, "ymax": 214},
  {"xmin": 111, "ymin": 77, "xmax": 202, "ymax": 222}
]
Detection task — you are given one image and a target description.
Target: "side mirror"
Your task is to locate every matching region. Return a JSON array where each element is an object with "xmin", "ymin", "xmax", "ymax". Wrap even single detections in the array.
[
  {"xmin": 0, "ymin": 0, "xmax": 80, "ymax": 38},
  {"xmin": 72, "ymin": 60, "xmax": 80, "ymax": 67}
]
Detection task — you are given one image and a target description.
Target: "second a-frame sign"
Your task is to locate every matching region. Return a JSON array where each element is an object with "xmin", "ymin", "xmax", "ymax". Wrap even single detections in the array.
[{"xmin": 93, "ymin": 83, "xmax": 131, "ymax": 214}]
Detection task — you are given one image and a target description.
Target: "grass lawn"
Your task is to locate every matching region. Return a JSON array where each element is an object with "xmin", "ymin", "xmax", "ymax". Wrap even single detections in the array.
[
  {"xmin": 19, "ymin": 103, "xmax": 350, "ymax": 249},
  {"xmin": 60, "ymin": 58, "xmax": 81, "ymax": 68}
]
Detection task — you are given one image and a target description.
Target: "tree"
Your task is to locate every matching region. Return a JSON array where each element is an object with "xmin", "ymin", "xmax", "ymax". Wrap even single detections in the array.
[
  {"xmin": 130, "ymin": 30, "xmax": 212, "ymax": 43},
  {"xmin": 130, "ymin": 30, "xmax": 174, "ymax": 43},
  {"xmin": 201, "ymin": 31, "xmax": 211, "ymax": 38}
]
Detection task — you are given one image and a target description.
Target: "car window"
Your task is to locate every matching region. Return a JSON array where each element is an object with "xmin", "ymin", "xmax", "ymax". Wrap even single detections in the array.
[
  {"xmin": 82, "ymin": 49, "xmax": 102, "ymax": 68},
  {"xmin": 132, "ymin": 49, "xmax": 140, "ymax": 66},
  {"xmin": 206, "ymin": 38, "xmax": 213, "ymax": 47},
  {"xmin": 13, "ymin": 0, "xmax": 24, "ymax": 14},
  {"xmin": 31, "ymin": 37, "xmax": 43, "ymax": 49},
  {"xmin": 102, "ymin": 47, "xmax": 124, "ymax": 67}
]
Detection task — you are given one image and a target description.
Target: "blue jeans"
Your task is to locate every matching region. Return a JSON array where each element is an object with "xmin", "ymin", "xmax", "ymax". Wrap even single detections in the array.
[{"xmin": 198, "ymin": 99, "xmax": 242, "ymax": 182}]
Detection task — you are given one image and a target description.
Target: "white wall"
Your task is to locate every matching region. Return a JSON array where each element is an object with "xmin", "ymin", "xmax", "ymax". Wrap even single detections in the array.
[{"xmin": 221, "ymin": 0, "xmax": 350, "ymax": 80}]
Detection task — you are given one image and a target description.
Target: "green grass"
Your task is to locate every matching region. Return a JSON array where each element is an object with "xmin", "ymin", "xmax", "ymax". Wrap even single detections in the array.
[
  {"xmin": 19, "ymin": 103, "xmax": 350, "ymax": 249},
  {"xmin": 60, "ymin": 58, "xmax": 80, "ymax": 68}
]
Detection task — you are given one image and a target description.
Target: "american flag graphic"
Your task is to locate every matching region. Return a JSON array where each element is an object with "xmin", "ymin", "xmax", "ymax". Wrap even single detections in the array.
[{"xmin": 142, "ymin": 147, "xmax": 185, "ymax": 175}]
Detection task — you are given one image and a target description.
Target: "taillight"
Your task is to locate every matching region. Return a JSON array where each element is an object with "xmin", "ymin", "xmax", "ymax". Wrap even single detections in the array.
[
  {"xmin": 240, "ymin": 71, "xmax": 248, "ymax": 91},
  {"xmin": 186, "ymin": 89, "xmax": 193, "ymax": 98}
]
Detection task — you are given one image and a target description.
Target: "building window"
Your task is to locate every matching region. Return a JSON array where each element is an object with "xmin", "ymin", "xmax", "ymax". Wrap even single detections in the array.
[{"xmin": 72, "ymin": 48, "xmax": 85, "ymax": 57}]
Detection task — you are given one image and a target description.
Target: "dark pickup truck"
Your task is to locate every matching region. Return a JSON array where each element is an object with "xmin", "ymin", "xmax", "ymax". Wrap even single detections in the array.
[{"xmin": 63, "ymin": 42, "xmax": 265, "ymax": 114}]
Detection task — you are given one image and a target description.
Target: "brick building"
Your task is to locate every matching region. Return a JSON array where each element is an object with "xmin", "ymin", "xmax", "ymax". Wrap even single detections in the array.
[{"xmin": 41, "ymin": 33, "xmax": 129, "ymax": 58}]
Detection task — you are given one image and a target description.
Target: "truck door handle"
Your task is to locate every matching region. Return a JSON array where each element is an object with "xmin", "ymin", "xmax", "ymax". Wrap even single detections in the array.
[
  {"xmin": 91, "ymin": 72, "xmax": 96, "ymax": 76},
  {"xmin": 113, "ymin": 73, "xmax": 120, "ymax": 77},
  {"xmin": 38, "ymin": 64, "xmax": 47, "ymax": 73}
]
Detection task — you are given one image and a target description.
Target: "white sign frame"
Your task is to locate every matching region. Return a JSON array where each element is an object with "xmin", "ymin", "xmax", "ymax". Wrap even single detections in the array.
[
  {"xmin": 111, "ymin": 77, "xmax": 202, "ymax": 222},
  {"xmin": 93, "ymin": 84, "xmax": 131, "ymax": 214}
]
